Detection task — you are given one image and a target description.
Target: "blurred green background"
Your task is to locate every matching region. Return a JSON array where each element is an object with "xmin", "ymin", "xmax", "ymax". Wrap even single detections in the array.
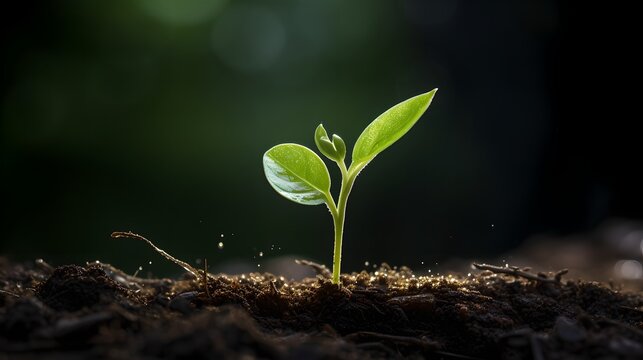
[{"xmin": 2, "ymin": 0, "xmax": 639, "ymax": 276}]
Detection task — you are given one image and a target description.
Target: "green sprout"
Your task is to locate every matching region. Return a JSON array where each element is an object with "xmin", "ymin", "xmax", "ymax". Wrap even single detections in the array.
[{"xmin": 263, "ymin": 89, "xmax": 437, "ymax": 284}]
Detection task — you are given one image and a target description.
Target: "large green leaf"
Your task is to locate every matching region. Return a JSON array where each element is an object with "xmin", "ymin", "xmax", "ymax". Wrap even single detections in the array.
[
  {"xmin": 352, "ymin": 89, "xmax": 437, "ymax": 167},
  {"xmin": 263, "ymin": 143, "xmax": 331, "ymax": 205}
]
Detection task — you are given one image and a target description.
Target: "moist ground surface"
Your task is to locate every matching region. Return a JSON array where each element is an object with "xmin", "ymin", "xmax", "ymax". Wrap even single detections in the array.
[{"xmin": 0, "ymin": 258, "xmax": 642, "ymax": 359}]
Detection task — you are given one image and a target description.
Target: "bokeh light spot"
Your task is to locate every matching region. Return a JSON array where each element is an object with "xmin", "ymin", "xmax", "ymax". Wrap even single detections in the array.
[
  {"xmin": 139, "ymin": 0, "xmax": 228, "ymax": 26},
  {"xmin": 211, "ymin": 5, "xmax": 286, "ymax": 72},
  {"xmin": 614, "ymin": 260, "xmax": 643, "ymax": 280}
]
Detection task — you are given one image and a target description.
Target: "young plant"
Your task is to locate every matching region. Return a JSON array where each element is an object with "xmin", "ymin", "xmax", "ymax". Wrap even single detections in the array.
[{"xmin": 263, "ymin": 89, "xmax": 437, "ymax": 284}]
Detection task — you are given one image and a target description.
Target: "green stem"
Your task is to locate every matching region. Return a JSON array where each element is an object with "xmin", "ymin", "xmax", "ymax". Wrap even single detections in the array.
[{"xmin": 331, "ymin": 162, "xmax": 356, "ymax": 284}]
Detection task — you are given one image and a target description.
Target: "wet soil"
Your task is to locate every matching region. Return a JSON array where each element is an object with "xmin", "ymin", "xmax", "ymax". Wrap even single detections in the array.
[{"xmin": 1, "ymin": 258, "xmax": 642, "ymax": 359}]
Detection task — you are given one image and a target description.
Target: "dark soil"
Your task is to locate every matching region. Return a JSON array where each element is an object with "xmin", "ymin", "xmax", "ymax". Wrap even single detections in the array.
[{"xmin": 1, "ymin": 258, "xmax": 642, "ymax": 359}]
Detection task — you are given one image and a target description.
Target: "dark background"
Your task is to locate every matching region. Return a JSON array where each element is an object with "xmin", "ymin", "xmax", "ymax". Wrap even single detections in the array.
[{"xmin": 1, "ymin": 0, "xmax": 640, "ymax": 276}]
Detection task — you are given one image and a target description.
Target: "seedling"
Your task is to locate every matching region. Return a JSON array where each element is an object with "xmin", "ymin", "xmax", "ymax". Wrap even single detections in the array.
[{"xmin": 263, "ymin": 89, "xmax": 437, "ymax": 284}]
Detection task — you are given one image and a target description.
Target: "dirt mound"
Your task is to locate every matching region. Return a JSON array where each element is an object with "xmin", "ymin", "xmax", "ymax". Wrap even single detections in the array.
[
  {"xmin": 36, "ymin": 265, "xmax": 135, "ymax": 311},
  {"xmin": 1, "ymin": 259, "xmax": 642, "ymax": 359}
]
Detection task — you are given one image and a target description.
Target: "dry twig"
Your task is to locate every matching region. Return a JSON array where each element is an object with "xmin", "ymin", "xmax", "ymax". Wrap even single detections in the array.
[
  {"xmin": 345, "ymin": 331, "xmax": 441, "ymax": 350},
  {"xmin": 295, "ymin": 259, "xmax": 332, "ymax": 279},
  {"xmin": 111, "ymin": 231, "xmax": 206, "ymax": 280},
  {"xmin": 0, "ymin": 289, "xmax": 20, "ymax": 298},
  {"xmin": 203, "ymin": 258, "xmax": 211, "ymax": 298},
  {"xmin": 472, "ymin": 263, "xmax": 568, "ymax": 284},
  {"xmin": 269, "ymin": 280, "xmax": 280, "ymax": 295}
]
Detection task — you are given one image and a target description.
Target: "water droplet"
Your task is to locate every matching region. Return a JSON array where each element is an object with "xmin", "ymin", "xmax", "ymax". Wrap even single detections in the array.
[
  {"xmin": 259, "ymin": 252, "xmax": 264, "ymax": 257},
  {"xmin": 364, "ymin": 261, "xmax": 369, "ymax": 267},
  {"xmin": 220, "ymin": 234, "xmax": 224, "ymax": 238},
  {"xmin": 257, "ymin": 264, "xmax": 261, "ymax": 268},
  {"xmin": 467, "ymin": 273, "xmax": 471, "ymax": 277},
  {"xmin": 218, "ymin": 242, "xmax": 224, "ymax": 249},
  {"xmin": 148, "ymin": 261, "xmax": 152, "ymax": 265},
  {"xmin": 421, "ymin": 261, "xmax": 424, "ymax": 265},
  {"xmin": 428, "ymin": 269, "xmax": 432, "ymax": 273},
  {"xmin": 138, "ymin": 266, "xmax": 143, "ymax": 271},
  {"xmin": 491, "ymin": 224, "xmax": 495, "ymax": 229},
  {"xmin": 505, "ymin": 263, "xmax": 509, "ymax": 268}
]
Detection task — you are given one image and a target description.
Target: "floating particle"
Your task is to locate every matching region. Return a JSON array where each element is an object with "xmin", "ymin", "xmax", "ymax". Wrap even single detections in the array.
[{"xmin": 218, "ymin": 242, "xmax": 224, "ymax": 249}]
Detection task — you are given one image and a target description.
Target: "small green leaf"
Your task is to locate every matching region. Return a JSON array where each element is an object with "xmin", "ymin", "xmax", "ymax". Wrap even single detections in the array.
[
  {"xmin": 352, "ymin": 89, "xmax": 437, "ymax": 167},
  {"xmin": 263, "ymin": 143, "xmax": 331, "ymax": 205}
]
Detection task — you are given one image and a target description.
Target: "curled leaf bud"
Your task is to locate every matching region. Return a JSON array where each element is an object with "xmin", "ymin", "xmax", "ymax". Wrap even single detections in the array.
[
  {"xmin": 332, "ymin": 134, "xmax": 346, "ymax": 161},
  {"xmin": 315, "ymin": 124, "xmax": 338, "ymax": 160}
]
